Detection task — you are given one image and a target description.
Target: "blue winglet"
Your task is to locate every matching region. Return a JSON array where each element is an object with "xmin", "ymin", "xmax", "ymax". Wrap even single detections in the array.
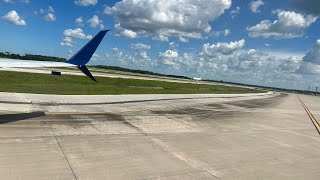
[
  {"xmin": 66, "ymin": 30, "xmax": 109, "ymax": 81},
  {"xmin": 66, "ymin": 30, "xmax": 109, "ymax": 66}
]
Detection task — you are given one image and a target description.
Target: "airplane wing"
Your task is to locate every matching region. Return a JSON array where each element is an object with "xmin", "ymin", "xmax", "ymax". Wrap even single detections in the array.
[
  {"xmin": 0, "ymin": 58, "xmax": 74, "ymax": 68},
  {"xmin": 0, "ymin": 30, "xmax": 109, "ymax": 81}
]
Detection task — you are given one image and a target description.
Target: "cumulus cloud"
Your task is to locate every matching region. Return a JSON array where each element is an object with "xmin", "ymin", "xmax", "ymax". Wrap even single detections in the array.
[
  {"xmin": 120, "ymin": 29, "xmax": 137, "ymax": 38},
  {"xmin": 278, "ymin": 56, "xmax": 301, "ymax": 71},
  {"xmin": 63, "ymin": 28, "xmax": 92, "ymax": 39},
  {"xmin": 60, "ymin": 42, "xmax": 72, "ymax": 47},
  {"xmin": 74, "ymin": 0, "xmax": 98, "ymax": 6},
  {"xmin": 230, "ymin": 6, "xmax": 240, "ymax": 18},
  {"xmin": 130, "ymin": 43, "xmax": 151, "ymax": 50},
  {"xmin": 75, "ymin": 16, "xmax": 83, "ymax": 25},
  {"xmin": 87, "ymin": 15, "xmax": 103, "ymax": 28},
  {"xmin": 201, "ymin": 39, "xmax": 245, "ymax": 56},
  {"xmin": 48, "ymin": 6, "xmax": 54, "ymax": 13},
  {"xmin": 159, "ymin": 50, "xmax": 179, "ymax": 59},
  {"xmin": 250, "ymin": 0, "xmax": 264, "ymax": 13},
  {"xmin": 44, "ymin": 13, "xmax": 56, "ymax": 21},
  {"xmin": 97, "ymin": 41, "xmax": 314, "ymax": 89},
  {"xmin": 169, "ymin": 42, "xmax": 179, "ymax": 48},
  {"xmin": 2, "ymin": 10, "xmax": 27, "ymax": 26},
  {"xmin": 39, "ymin": 6, "xmax": 56, "ymax": 22},
  {"xmin": 60, "ymin": 37, "xmax": 73, "ymax": 47},
  {"xmin": 297, "ymin": 63, "xmax": 320, "ymax": 74},
  {"xmin": 289, "ymin": 0, "xmax": 320, "ymax": 16},
  {"xmin": 235, "ymin": 49, "xmax": 268, "ymax": 69},
  {"xmin": 158, "ymin": 50, "xmax": 181, "ymax": 70},
  {"xmin": 3, "ymin": 0, "xmax": 30, "ymax": 3},
  {"xmin": 105, "ymin": 0, "xmax": 231, "ymax": 41},
  {"xmin": 247, "ymin": 10, "xmax": 317, "ymax": 38},
  {"xmin": 297, "ymin": 39, "xmax": 320, "ymax": 74},
  {"xmin": 211, "ymin": 29, "xmax": 231, "ymax": 37},
  {"xmin": 302, "ymin": 39, "xmax": 320, "ymax": 64},
  {"xmin": 3, "ymin": 0, "xmax": 13, "ymax": 3},
  {"xmin": 98, "ymin": 47, "xmax": 155, "ymax": 70}
]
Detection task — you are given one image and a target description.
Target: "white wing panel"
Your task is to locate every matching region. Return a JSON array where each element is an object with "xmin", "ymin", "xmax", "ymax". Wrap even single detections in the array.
[{"xmin": 0, "ymin": 58, "xmax": 75, "ymax": 68}]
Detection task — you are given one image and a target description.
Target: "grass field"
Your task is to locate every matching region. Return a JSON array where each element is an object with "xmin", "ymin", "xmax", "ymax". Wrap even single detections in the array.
[{"xmin": 0, "ymin": 71, "xmax": 264, "ymax": 95}]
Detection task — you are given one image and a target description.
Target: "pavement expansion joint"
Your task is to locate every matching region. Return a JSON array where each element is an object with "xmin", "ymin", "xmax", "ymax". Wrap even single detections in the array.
[{"xmin": 49, "ymin": 126, "xmax": 78, "ymax": 180}]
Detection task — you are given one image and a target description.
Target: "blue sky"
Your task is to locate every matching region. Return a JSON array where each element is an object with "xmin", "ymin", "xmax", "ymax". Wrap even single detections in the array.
[{"xmin": 0, "ymin": 0, "xmax": 320, "ymax": 90}]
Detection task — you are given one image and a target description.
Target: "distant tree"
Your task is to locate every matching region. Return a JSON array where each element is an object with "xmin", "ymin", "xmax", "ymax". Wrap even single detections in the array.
[{"xmin": 0, "ymin": 51, "xmax": 66, "ymax": 62}]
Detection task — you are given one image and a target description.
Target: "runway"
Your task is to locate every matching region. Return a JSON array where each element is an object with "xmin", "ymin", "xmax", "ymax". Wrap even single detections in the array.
[{"xmin": 0, "ymin": 93, "xmax": 320, "ymax": 179}]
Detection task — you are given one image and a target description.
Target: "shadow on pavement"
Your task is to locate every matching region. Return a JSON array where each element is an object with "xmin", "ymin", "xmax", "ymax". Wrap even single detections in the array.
[{"xmin": 0, "ymin": 112, "xmax": 45, "ymax": 124}]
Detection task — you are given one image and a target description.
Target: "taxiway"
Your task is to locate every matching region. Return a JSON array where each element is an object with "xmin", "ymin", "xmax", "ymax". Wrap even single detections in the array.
[{"xmin": 0, "ymin": 93, "xmax": 319, "ymax": 179}]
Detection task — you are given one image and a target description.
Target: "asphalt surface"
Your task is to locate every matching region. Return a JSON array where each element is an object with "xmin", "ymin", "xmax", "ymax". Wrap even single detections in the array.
[{"xmin": 0, "ymin": 93, "xmax": 320, "ymax": 179}]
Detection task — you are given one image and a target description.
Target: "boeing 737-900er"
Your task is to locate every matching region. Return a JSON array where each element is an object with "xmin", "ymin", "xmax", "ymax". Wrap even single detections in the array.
[{"xmin": 0, "ymin": 30, "xmax": 109, "ymax": 81}]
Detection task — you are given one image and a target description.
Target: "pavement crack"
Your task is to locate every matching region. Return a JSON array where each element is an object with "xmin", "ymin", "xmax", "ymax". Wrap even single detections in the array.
[
  {"xmin": 49, "ymin": 126, "xmax": 78, "ymax": 180},
  {"xmin": 123, "ymin": 117, "xmax": 221, "ymax": 180}
]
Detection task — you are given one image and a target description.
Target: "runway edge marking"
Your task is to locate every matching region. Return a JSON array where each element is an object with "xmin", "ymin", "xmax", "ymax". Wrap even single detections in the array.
[{"xmin": 297, "ymin": 95, "xmax": 320, "ymax": 136}]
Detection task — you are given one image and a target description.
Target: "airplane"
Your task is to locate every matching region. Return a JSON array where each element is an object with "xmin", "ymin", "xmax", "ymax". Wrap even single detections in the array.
[{"xmin": 0, "ymin": 30, "xmax": 109, "ymax": 81}]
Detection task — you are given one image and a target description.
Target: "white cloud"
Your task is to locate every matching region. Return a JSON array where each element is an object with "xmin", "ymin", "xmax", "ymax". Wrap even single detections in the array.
[
  {"xmin": 2, "ymin": 10, "xmax": 27, "ymax": 26},
  {"xmin": 60, "ymin": 42, "xmax": 73, "ymax": 47},
  {"xmin": 298, "ymin": 62, "xmax": 320, "ymax": 74},
  {"xmin": 39, "ymin": 8, "xmax": 44, "ymax": 14},
  {"xmin": 297, "ymin": 39, "xmax": 320, "ymax": 74},
  {"xmin": 44, "ymin": 13, "xmax": 56, "ymax": 21},
  {"xmin": 42, "ymin": 6, "xmax": 56, "ymax": 22},
  {"xmin": 130, "ymin": 43, "xmax": 151, "ymax": 50},
  {"xmin": 278, "ymin": 56, "xmax": 301, "ymax": 71},
  {"xmin": 236, "ymin": 49, "xmax": 268, "ymax": 69},
  {"xmin": 238, "ymin": 49, "xmax": 266, "ymax": 61},
  {"xmin": 247, "ymin": 10, "xmax": 317, "ymax": 38},
  {"xmin": 230, "ymin": 6, "xmax": 240, "ymax": 18},
  {"xmin": 224, "ymin": 29, "xmax": 231, "ymax": 36},
  {"xmin": 159, "ymin": 50, "xmax": 179, "ymax": 59},
  {"xmin": 169, "ymin": 42, "xmax": 179, "ymax": 48},
  {"xmin": 74, "ymin": 0, "xmax": 98, "ymax": 6},
  {"xmin": 48, "ymin": 6, "xmax": 54, "ymax": 13},
  {"xmin": 158, "ymin": 50, "xmax": 181, "ymax": 70},
  {"xmin": 121, "ymin": 29, "xmax": 137, "ymax": 38},
  {"xmin": 201, "ymin": 39, "xmax": 245, "ymax": 56},
  {"xmin": 99, "ymin": 24, "xmax": 105, "ymax": 30},
  {"xmin": 3, "ymin": 0, "xmax": 30, "ymax": 3},
  {"xmin": 60, "ymin": 37, "xmax": 73, "ymax": 47},
  {"xmin": 63, "ymin": 28, "xmax": 92, "ymax": 39},
  {"xmin": 3, "ymin": 0, "xmax": 13, "ymax": 3},
  {"xmin": 250, "ymin": 0, "xmax": 264, "ymax": 13},
  {"xmin": 87, "ymin": 15, "xmax": 102, "ymax": 28},
  {"xmin": 99, "ymin": 47, "xmax": 155, "ymax": 70},
  {"xmin": 75, "ymin": 16, "xmax": 83, "ymax": 25},
  {"xmin": 211, "ymin": 29, "xmax": 231, "ymax": 37},
  {"xmin": 99, "ymin": 43, "xmax": 316, "ymax": 89},
  {"xmin": 105, "ymin": 0, "xmax": 232, "ymax": 41},
  {"xmin": 302, "ymin": 39, "xmax": 320, "ymax": 64},
  {"xmin": 63, "ymin": 36, "xmax": 73, "ymax": 43}
]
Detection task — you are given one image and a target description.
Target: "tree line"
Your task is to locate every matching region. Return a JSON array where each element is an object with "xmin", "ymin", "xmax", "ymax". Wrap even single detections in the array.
[
  {"xmin": 93, "ymin": 65, "xmax": 190, "ymax": 80},
  {"xmin": 0, "ymin": 52, "xmax": 66, "ymax": 62}
]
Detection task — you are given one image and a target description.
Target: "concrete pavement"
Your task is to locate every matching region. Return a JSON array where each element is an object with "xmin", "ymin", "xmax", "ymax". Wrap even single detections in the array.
[{"xmin": 0, "ymin": 93, "xmax": 320, "ymax": 179}]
